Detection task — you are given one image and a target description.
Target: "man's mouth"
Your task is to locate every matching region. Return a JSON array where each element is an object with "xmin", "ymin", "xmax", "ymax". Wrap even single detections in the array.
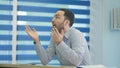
[{"xmin": 53, "ymin": 24, "xmax": 56, "ymax": 27}]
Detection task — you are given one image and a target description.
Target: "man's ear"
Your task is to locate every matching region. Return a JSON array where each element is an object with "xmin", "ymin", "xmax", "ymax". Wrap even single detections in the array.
[{"xmin": 65, "ymin": 20, "xmax": 70, "ymax": 26}]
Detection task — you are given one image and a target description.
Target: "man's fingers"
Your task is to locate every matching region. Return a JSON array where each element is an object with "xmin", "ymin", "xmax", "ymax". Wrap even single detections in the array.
[
  {"xmin": 51, "ymin": 26, "xmax": 64, "ymax": 44},
  {"xmin": 53, "ymin": 26, "xmax": 59, "ymax": 35},
  {"xmin": 32, "ymin": 28, "xmax": 37, "ymax": 32},
  {"xmin": 51, "ymin": 27, "xmax": 58, "ymax": 38},
  {"xmin": 61, "ymin": 29, "xmax": 64, "ymax": 36},
  {"xmin": 25, "ymin": 25, "xmax": 31, "ymax": 31}
]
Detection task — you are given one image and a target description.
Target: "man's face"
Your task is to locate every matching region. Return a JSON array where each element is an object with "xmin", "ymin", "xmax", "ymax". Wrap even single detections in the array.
[{"xmin": 52, "ymin": 10, "xmax": 66, "ymax": 33}]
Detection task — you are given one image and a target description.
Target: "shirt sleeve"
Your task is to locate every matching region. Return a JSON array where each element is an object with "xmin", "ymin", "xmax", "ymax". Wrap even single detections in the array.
[
  {"xmin": 56, "ymin": 31, "xmax": 88, "ymax": 66},
  {"xmin": 34, "ymin": 39, "xmax": 55, "ymax": 65}
]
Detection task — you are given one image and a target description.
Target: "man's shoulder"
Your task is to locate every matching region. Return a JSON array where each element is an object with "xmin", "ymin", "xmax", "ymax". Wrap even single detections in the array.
[
  {"xmin": 64, "ymin": 27, "xmax": 83, "ymax": 39},
  {"xmin": 69, "ymin": 27, "xmax": 82, "ymax": 34},
  {"xmin": 68, "ymin": 27, "xmax": 83, "ymax": 38}
]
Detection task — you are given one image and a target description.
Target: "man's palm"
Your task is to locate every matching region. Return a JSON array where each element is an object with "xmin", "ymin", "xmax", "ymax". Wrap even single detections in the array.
[{"xmin": 25, "ymin": 25, "xmax": 39, "ymax": 42}]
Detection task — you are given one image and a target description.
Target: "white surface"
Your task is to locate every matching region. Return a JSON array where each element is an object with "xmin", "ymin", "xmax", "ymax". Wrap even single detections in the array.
[{"xmin": 79, "ymin": 65, "xmax": 106, "ymax": 68}]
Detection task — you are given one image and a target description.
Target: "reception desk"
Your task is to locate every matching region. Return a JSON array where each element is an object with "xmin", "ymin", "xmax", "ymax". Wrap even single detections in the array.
[{"xmin": 0, "ymin": 64, "xmax": 75, "ymax": 68}]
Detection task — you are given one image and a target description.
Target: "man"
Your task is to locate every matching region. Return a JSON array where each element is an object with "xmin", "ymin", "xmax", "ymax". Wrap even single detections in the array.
[{"xmin": 25, "ymin": 8, "xmax": 91, "ymax": 66}]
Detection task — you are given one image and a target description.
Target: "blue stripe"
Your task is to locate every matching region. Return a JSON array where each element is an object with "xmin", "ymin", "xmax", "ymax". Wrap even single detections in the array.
[
  {"xmin": 16, "ymin": 55, "xmax": 57, "ymax": 60},
  {"xmin": 0, "ymin": 44, "xmax": 47, "ymax": 51},
  {"xmin": 0, "ymin": 55, "xmax": 12, "ymax": 60},
  {"xmin": 18, "ymin": 16, "xmax": 89, "ymax": 24},
  {"xmin": 17, "ymin": 35, "xmax": 50, "ymax": 41},
  {"xmin": 0, "ymin": 25, "xmax": 12, "ymax": 30},
  {"xmin": 18, "ymin": 25, "xmax": 89, "ymax": 33},
  {"xmin": 0, "ymin": 35, "xmax": 12, "ymax": 40},
  {"xmin": 0, "ymin": 45, "xmax": 12, "ymax": 50},
  {"xmin": 85, "ymin": 36, "xmax": 89, "ymax": 42},
  {"xmin": 17, "ymin": 35, "xmax": 89, "ymax": 42},
  {"xmin": 17, "ymin": 45, "xmax": 48, "ymax": 50},
  {"xmin": 0, "ymin": 4, "xmax": 12, "ymax": 10},
  {"xmin": 18, "ymin": 5, "xmax": 57, "ymax": 13},
  {"xmin": 76, "ymin": 27, "xmax": 90, "ymax": 33},
  {"xmin": 18, "ymin": 25, "xmax": 52, "ymax": 31},
  {"xmin": 17, "ymin": 15, "xmax": 52, "ymax": 22},
  {"xmin": 16, "ymin": 55, "xmax": 39, "ymax": 60},
  {"xmin": 71, "ymin": 9, "xmax": 90, "ymax": 15},
  {"xmin": 18, "ymin": 5, "xmax": 89, "ymax": 15},
  {"xmin": 18, "ymin": 0, "xmax": 90, "ymax": 6},
  {"xmin": 76, "ymin": 19, "xmax": 90, "ymax": 24},
  {"xmin": 18, "ymin": 25, "xmax": 90, "ymax": 33},
  {"xmin": 17, "ymin": 45, "xmax": 35, "ymax": 50},
  {"xmin": 0, "ymin": 15, "xmax": 12, "ymax": 20}
]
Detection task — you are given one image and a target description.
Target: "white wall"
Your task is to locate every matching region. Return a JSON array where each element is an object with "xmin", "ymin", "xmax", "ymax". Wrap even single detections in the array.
[{"xmin": 90, "ymin": 0, "xmax": 120, "ymax": 68}]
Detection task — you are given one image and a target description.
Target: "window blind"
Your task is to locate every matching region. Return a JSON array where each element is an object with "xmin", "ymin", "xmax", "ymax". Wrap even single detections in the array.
[
  {"xmin": 0, "ymin": 0, "xmax": 90, "ymax": 65},
  {"xmin": 17, "ymin": 0, "xmax": 90, "ymax": 65},
  {"xmin": 0, "ymin": 0, "xmax": 13, "ymax": 63}
]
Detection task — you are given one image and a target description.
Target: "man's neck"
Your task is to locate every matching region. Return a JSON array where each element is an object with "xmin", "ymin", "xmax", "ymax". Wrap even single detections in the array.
[{"xmin": 64, "ymin": 26, "xmax": 70, "ymax": 33}]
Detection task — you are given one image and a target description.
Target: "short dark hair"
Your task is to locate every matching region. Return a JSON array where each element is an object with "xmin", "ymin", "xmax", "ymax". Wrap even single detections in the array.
[{"xmin": 59, "ymin": 8, "xmax": 75, "ymax": 27}]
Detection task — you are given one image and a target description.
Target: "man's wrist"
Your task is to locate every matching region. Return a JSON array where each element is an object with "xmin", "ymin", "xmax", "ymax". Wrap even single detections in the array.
[
  {"xmin": 33, "ymin": 40, "xmax": 39, "ymax": 44},
  {"xmin": 33, "ymin": 41, "xmax": 36, "ymax": 44},
  {"xmin": 57, "ymin": 41, "xmax": 62, "ymax": 45}
]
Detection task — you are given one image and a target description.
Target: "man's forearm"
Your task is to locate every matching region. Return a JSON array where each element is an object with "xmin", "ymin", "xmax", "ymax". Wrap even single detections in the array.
[
  {"xmin": 56, "ymin": 41, "xmax": 83, "ymax": 66},
  {"xmin": 34, "ymin": 42, "xmax": 49, "ymax": 65}
]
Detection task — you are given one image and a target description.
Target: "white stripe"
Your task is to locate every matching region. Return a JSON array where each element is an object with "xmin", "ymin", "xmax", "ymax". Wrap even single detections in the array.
[
  {"xmin": 12, "ymin": 0, "xmax": 17, "ymax": 64},
  {"xmin": 0, "ymin": 61, "xmax": 12, "ymax": 64},
  {"xmin": 73, "ymin": 23, "xmax": 89, "ymax": 27},
  {"xmin": 0, "ymin": 51, "xmax": 12, "ymax": 55},
  {"xmin": 75, "ymin": 14, "xmax": 89, "ymax": 19},
  {"xmin": 17, "ymin": 60, "xmax": 41, "ymax": 64},
  {"xmin": 0, "ymin": 41, "xmax": 12, "ymax": 44},
  {"xmin": 17, "ymin": 41, "xmax": 49, "ymax": 45},
  {"xmin": 18, "ymin": 2, "xmax": 68, "ymax": 8},
  {"xmin": 17, "ymin": 51, "xmax": 36, "ymax": 54},
  {"xmin": 17, "ymin": 31, "xmax": 50, "ymax": 36},
  {"xmin": 69, "ymin": 5, "xmax": 89, "ymax": 10}
]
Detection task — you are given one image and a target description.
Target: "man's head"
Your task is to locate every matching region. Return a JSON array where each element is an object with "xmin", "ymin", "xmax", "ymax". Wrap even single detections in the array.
[
  {"xmin": 52, "ymin": 8, "xmax": 74, "ymax": 32},
  {"xmin": 58, "ymin": 8, "xmax": 75, "ymax": 27}
]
